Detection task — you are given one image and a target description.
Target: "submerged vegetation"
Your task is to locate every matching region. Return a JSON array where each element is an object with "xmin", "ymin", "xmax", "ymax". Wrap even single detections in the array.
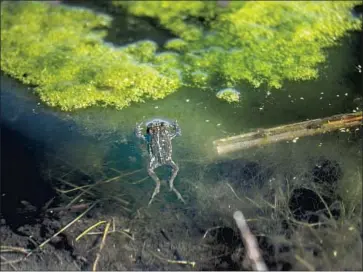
[{"xmin": 1, "ymin": 1, "xmax": 361, "ymax": 111}]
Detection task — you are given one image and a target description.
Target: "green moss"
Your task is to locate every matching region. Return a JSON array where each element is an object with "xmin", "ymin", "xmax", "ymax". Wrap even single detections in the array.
[{"xmin": 1, "ymin": 2, "xmax": 181, "ymax": 111}]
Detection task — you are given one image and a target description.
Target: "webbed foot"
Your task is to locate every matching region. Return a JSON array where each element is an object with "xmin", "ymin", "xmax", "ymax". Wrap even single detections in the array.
[
  {"xmin": 148, "ymin": 168, "xmax": 161, "ymax": 206},
  {"xmin": 148, "ymin": 184, "xmax": 160, "ymax": 206},
  {"xmin": 170, "ymin": 186, "xmax": 186, "ymax": 204}
]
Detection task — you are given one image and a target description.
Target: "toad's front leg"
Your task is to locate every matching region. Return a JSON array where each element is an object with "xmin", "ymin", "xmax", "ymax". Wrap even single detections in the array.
[
  {"xmin": 135, "ymin": 122, "xmax": 144, "ymax": 140},
  {"xmin": 170, "ymin": 120, "xmax": 182, "ymax": 139}
]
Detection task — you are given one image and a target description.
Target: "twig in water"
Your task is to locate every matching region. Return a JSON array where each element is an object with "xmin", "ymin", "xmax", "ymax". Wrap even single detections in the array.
[
  {"xmin": 88, "ymin": 169, "xmax": 143, "ymax": 190},
  {"xmin": 42, "ymin": 197, "xmax": 56, "ymax": 212},
  {"xmin": 225, "ymin": 182, "xmax": 264, "ymax": 211},
  {"xmin": 131, "ymin": 176, "xmax": 149, "ymax": 184},
  {"xmin": 66, "ymin": 191, "xmax": 87, "ymax": 208},
  {"xmin": 92, "ymin": 221, "xmax": 111, "ymax": 272},
  {"xmin": 83, "ymin": 218, "xmax": 134, "ymax": 240},
  {"xmin": 225, "ymin": 182, "xmax": 244, "ymax": 202},
  {"xmin": 110, "ymin": 196, "xmax": 130, "ymax": 206},
  {"xmin": 0, "ymin": 246, "xmax": 30, "ymax": 254},
  {"xmin": 0, "ymin": 256, "xmax": 27, "ymax": 265},
  {"xmin": 0, "ymin": 246, "xmax": 30, "ymax": 269},
  {"xmin": 60, "ymin": 168, "xmax": 76, "ymax": 179},
  {"xmin": 294, "ymin": 254, "xmax": 315, "ymax": 271},
  {"xmin": 311, "ymin": 184, "xmax": 337, "ymax": 228},
  {"xmin": 56, "ymin": 183, "xmax": 95, "ymax": 194},
  {"xmin": 108, "ymin": 167, "xmax": 124, "ymax": 174},
  {"xmin": 47, "ymin": 203, "xmax": 90, "ymax": 214},
  {"xmin": 260, "ymin": 198, "xmax": 324, "ymax": 228},
  {"xmin": 57, "ymin": 169, "xmax": 142, "ymax": 194},
  {"xmin": 76, "ymin": 220, "xmax": 107, "ymax": 242},
  {"xmin": 0, "ymin": 256, "xmax": 18, "ymax": 270},
  {"xmin": 148, "ymin": 250, "xmax": 196, "ymax": 268},
  {"xmin": 233, "ymin": 210, "xmax": 268, "ymax": 271},
  {"xmin": 202, "ymin": 226, "xmax": 223, "ymax": 239}
]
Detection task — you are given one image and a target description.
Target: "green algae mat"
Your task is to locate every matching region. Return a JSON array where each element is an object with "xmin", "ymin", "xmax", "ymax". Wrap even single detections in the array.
[{"xmin": 1, "ymin": 1, "xmax": 361, "ymax": 111}]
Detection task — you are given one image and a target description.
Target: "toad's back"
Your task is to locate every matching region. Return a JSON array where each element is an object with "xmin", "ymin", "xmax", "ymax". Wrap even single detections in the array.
[{"xmin": 149, "ymin": 129, "xmax": 173, "ymax": 164}]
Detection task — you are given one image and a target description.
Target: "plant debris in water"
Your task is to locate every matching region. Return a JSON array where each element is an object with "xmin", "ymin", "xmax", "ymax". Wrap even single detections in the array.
[{"xmin": 1, "ymin": 1, "xmax": 361, "ymax": 111}]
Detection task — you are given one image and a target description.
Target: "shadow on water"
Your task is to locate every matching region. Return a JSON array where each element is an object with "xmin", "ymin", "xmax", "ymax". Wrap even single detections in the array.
[
  {"xmin": 0, "ymin": 73, "xmax": 133, "ymax": 227},
  {"xmin": 0, "ymin": 123, "xmax": 56, "ymax": 231}
]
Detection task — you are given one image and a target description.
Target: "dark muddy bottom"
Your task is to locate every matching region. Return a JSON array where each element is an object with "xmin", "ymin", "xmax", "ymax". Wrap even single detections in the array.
[
  {"xmin": 0, "ymin": 125, "xmax": 248, "ymax": 271},
  {"xmin": 0, "ymin": 201, "xmax": 251, "ymax": 271}
]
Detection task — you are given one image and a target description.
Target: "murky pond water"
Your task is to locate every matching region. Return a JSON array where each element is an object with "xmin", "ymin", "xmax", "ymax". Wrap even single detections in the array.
[
  {"xmin": 1, "ymin": 3, "xmax": 362, "ymax": 271},
  {"xmin": 1, "ymin": 26, "xmax": 361, "ymax": 207}
]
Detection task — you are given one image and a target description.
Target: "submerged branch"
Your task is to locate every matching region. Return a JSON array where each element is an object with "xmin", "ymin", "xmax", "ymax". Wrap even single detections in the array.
[
  {"xmin": 214, "ymin": 112, "xmax": 362, "ymax": 155},
  {"xmin": 233, "ymin": 210, "xmax": 268, "ymax": 271}
]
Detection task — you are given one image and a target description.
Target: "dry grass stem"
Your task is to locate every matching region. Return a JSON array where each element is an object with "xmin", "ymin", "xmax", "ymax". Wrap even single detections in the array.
[
  {"xmin": 84, "ymin": 218, "xmax": 134, "ymax": 240},
  {"xmin": 92, "ymin": 221, "xmax": 111, "ymax": 272},
  {"xmin": 0, "ymin": 255, "xmax": 25, "ymax": 267},
  {"xmin": 131, "ymin": 176, "xmax": 149, "ymax": 184},
  {"xmin": 294, "ymin": 254, "xmax": 315, "ymax": 271},
  {"xmin": 1, "ymin": 246, "xmax": 30, "ymax": 254},
  {"xmin": 0, "ymin": 255, "xmax": 18, "ymax": 270},
  {"xmin": 148, "ymin": 250, "xmax": 196, "ymax": 268},
  {"xmin": 76, "ymin": 220, "xmax": 107, "ymax": 242},
  {"xmin": 202, "ymin": 226, "xmax": 223, "ymax": 239}
]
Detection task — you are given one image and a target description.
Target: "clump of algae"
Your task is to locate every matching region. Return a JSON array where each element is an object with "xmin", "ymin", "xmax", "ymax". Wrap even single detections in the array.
[
  {"xmin": 216, "ymin": 88, "xmax": 240, "ymax": 103},
  {"xmin": 114, "ymin": 1, "xmax": 362, "ymax": 89},
  {"xmin": 0, "ymin": 2, "xmax": 181, "ymax": 111},
  {"xmin": 0, "ymin": 1, "xmax": 361, "ymax": 111}
]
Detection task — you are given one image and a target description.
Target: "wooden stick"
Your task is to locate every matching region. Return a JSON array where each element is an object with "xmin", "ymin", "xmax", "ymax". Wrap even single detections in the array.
[
  {"xmin": 92, "ymin": 221, "xmax": 111, "ymax": 272},
  {"xmin": 214, "ymin": 112, "xmax": 362, "ymax": 155},
  {"xmin": 233, "ymin": 210, "xmax": 268, "ymax": 271}
]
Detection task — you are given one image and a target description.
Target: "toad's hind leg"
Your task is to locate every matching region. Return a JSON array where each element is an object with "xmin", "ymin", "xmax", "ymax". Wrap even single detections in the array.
[
  {"xmin": 147, "ymin": 160, "xmax": 161, "ymax": 206},
  {"xmin": 167, "ymin": 160, "xmax": 185, "ymax": 204}
]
